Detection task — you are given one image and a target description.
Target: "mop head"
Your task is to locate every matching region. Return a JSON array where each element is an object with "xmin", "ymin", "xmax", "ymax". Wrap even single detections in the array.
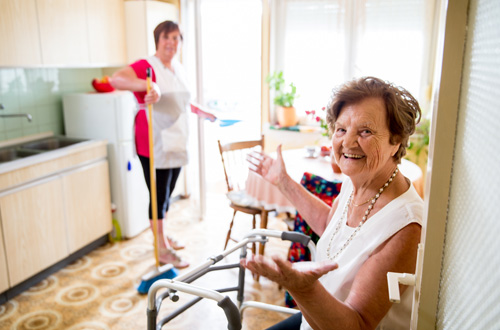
[{"xmin": 137, "ymin": 264, "xmax": 179, "ymax": 295}]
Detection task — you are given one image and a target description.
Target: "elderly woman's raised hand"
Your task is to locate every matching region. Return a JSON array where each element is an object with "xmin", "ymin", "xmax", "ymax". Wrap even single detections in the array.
[
  {"xmin": 241, "ymin": 255, "xmax": 338, "ymax": 293},
  {"xmin": 248, "ymin": 145, "xmax": 288, "ymax": 188}
]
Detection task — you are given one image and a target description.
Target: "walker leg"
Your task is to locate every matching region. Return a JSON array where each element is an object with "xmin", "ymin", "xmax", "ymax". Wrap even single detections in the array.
[
  {"xmin": 147, "ymin": 308, "xmax": 157, "ymax": 330},
  {"xmin": 251, "ymin": 215, "xmax": 256, "ymax": 256},
  {"xmin": 258, "ymin": 211, "xmax": 269, "ymax": 256},
  {"xmin": 255, "ymin": 211, "xmax": 269, "ymax": 281}
]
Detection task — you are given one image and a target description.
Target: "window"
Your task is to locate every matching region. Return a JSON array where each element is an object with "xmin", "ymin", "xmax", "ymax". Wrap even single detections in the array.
[
  {"xmin": 182, "ymin": 0, "xmax": 263, "ymax": 202},
  {"xmin": 271, "ymin": 0, "xmax": 436, "ymax": 116},
  {"xmin": 199, "ymin": 0, "xmax": 262, "ymax": 142}
]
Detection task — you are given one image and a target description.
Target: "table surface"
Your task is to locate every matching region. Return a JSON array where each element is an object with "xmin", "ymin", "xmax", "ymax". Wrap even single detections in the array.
[{"xmin": 244, "ymin": 148, "xmax": 423, "ymax": 214}]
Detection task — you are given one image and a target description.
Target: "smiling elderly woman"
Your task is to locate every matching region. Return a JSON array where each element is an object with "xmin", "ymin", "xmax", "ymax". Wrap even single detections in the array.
[{"xmin": 245, "ymin": 76, "xmax": 423, "ymax": 330}]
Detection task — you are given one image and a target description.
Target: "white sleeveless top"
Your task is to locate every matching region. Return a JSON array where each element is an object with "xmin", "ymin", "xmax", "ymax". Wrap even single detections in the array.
[{"xmin": 300, "ymin": 177, "xmax": 423, "ymax": 330}]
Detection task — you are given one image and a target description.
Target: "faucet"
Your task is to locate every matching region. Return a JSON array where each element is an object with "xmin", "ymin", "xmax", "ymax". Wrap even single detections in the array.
[{"xmin": 0, "ymin": 103, "xmax": 33, "ymax": 122}]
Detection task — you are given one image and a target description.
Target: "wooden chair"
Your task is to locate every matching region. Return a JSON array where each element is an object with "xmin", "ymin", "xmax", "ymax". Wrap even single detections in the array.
[{"xmin": 217, "ymin": 136, "xmax": 272, "ymax": 258}]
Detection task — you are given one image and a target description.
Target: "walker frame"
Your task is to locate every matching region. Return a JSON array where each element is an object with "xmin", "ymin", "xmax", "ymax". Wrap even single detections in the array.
[{"xmin": 146, "ymin": 229, "xmax": 315, "ymax": 330}]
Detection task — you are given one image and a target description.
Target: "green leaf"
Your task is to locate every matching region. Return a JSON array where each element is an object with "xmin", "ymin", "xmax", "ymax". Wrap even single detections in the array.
[{"xmin": 266, "ymin": 70, "xmax": 298, "ymax": 107}]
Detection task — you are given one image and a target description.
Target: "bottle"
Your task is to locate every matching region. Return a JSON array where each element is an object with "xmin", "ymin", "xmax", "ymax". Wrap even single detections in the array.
[{"xmin": 108, "ymin": 203, "xmax": 122, "ymax": 242}]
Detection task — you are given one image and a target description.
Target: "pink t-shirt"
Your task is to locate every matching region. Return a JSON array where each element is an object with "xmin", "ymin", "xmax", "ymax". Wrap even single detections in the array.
[{"xmin": 130, "ymin": 59, "xmax": 156, "ymax": 157}]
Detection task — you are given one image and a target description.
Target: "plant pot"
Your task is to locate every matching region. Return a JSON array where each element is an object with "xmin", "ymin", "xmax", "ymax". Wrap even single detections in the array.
[{"xmin": 276, "ymin": 106, "xmax": 298, "ymax": 127}]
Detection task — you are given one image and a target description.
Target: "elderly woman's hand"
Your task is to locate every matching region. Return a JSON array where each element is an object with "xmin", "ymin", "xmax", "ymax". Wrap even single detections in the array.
[
  {"xmin": 241, "ymin": 255, "xmax": 338, "ymax": 293},
  {"xmin": 248, "ymin": 145, "xmax": 288, "ymax": 188}
]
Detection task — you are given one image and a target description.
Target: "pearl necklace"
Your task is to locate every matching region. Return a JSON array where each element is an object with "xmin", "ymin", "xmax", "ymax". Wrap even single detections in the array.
[
  {"xmin": 351, "ymin": 196, "xmax": 372, "ymax": 207},
  {"xmin": 326, "ymin": 167, "xmax": 399, "ymax": 261}
]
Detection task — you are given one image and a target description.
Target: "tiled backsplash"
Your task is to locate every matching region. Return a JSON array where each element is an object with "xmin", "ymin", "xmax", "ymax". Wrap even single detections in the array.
[{"xmin": 0, "ymin": 68, "xmax": 103, "ymax": 141}]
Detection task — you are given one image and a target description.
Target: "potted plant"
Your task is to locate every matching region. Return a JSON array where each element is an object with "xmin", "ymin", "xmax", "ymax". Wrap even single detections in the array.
[
  {"xmin": 266, "ymin": 71, "xmax": 298, "ymax": 127},
  {"xmin": 406, "ymin": 118, "xmax": 430, "ymax": 167}
]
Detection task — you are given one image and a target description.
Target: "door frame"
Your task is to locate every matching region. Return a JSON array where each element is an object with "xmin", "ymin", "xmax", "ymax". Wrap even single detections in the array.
[{"xmin": 413, "ymin": 0, "xmax": 469, "ymax": 328}]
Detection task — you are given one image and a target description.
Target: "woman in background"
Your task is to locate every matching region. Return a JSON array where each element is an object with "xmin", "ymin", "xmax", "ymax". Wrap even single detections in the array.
[{"xmin": 111, "ymin": 21, "xmax": 215, "ymax": 269}]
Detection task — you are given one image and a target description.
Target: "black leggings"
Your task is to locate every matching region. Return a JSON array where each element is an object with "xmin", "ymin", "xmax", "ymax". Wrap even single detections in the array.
[
  {"xmin": 139, "ymin": 155, "xmax": 181, "ymax": 219},
  {"xmin": 267, "ymin": 312, "xmax": 302, "ymax": 330}
]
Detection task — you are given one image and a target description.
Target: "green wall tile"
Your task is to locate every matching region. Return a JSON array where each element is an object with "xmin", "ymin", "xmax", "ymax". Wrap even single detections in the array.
[
  {"xmin": 0, "ymin": 67, "xmax": 103, "ymax": 142},
  {"xmin": 6, "ymin": 130, "xmax": 23, "ymax": 140}
]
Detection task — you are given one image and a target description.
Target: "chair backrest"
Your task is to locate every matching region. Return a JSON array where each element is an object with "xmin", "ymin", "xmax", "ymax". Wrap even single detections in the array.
[{"xmin": 218, "ymin": 136, "xmax": 264, "ymax": 192}]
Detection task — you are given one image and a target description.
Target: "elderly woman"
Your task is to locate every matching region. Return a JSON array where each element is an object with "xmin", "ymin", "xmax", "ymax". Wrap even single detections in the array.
[{"xmin": 245, "ymin": 76, "xmax": 423, "ymax": 330}]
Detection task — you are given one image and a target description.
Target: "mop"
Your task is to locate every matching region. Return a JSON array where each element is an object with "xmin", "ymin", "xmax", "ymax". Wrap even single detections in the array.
[{"xmin": 137, "ymin": 68, "xmax": 178, "ymax": 294}]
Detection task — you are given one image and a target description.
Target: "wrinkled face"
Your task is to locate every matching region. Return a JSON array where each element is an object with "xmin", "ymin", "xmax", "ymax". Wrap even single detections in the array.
[
  {"xmin": 156, "ymin": 30, "xmax": 181, "ymax": 60},
  {"xmin": 332, "ymin": 97, "xmax": 400, "ymax": 180}
]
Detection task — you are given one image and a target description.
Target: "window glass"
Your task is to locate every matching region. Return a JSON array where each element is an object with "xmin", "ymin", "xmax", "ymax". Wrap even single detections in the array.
[
  {"xmin": 282, "ymin": 0, "xmax": 346, "ymax": 112},
  {"xmin": 354, "ymin": 0, "xmax": 428, "ymax": 101},
  {"xmin": 187, "ymin": 0, "xmax": 263, "ymax": 195},
  {"xmin": 276, "ymin": 0, "xmax": 434, "ymax": 117},
  {"xmin": 201, "ymin": 0, "xmax": 262, "ymax": 141}
]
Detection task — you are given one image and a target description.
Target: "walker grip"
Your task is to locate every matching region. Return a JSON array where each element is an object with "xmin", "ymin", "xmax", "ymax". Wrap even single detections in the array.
[
  {"xmin": 217, "ymin": 296, "xmax": 242, "ymax": 330},
  {"xmin": 281, "ymin": 231, "xmax": 311, "ymax": 246}
]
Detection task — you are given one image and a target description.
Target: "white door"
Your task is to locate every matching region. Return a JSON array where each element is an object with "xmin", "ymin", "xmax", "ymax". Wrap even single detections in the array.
[
  {"xmin": 415, "ymin": 0, "xmax": 500, "ymax": 328},
  {"xmin": 181, "ymin": 0, "xmax": 263, "ymax": 218}
]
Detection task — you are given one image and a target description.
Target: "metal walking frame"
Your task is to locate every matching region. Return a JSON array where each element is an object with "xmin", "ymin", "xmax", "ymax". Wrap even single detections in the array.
[{"xmin": 147, "ymin": 229, "xmax": 316, "ymax": 330}]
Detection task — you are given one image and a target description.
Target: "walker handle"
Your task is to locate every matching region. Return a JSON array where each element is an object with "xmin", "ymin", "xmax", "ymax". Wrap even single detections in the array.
[
  {"xmin": 281, "ymin": 231, "xmax": 311, "ymax": 246},
  {"xmin": 218, "ymin": 296, "xmax": 242, "ymax": 330}
]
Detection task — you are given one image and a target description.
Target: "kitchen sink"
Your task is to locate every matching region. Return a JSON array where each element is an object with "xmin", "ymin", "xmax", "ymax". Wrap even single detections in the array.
[
  {"xmin": 0, "ymin": 136, "xmax": 87, "ymax": 164},
  {"xmin": 0, "ymin": 147, "xmax": 42, "ymax": 163},
  {"xmin": 20, "ymin": 136, "xmax": 85, "ymax": 151}
]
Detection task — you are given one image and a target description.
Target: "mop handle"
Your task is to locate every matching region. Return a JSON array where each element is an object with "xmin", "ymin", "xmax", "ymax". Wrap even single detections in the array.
[{"xmin": 146, "ymin": 68, "xmax": 160, "ymax": 269}]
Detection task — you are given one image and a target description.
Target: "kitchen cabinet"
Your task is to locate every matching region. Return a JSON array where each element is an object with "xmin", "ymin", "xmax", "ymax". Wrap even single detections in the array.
[
  {"xmin": 86, "ymin": 0, "xmax": 127, "ymax": 66},
  {"xmin": 0, "ymin": 139, "xmax": 111, "ymax": 290},
  {"xmin": 124, "ymin": 0, "xmax": 179, "ymax": 63},
  {"xmin": 37, "ymin": 0, "xmax": 90, "ymax": 66},
  {"xmin": 0, "ymin": 221, "xmax": 9, "ymax": 293},
  {"xmin": 0, "ymin": 177, "xmax": 68, "ymax": 286},
  {"xmin": 63, "ymin": 160, "xmax": 111, "ymax": 253},
  {"xmin": 0, "ymin": 0, "xmax": 42, "ymax": 66},
  {"xmin": 38, "ymin": 0, "xmax": 127, "ymax": 66},
  {"xmin": 0, "ymin": 0, "xmax": 126, "ymax": 67}
]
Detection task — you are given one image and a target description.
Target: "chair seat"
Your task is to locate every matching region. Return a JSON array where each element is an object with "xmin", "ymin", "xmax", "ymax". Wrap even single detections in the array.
[
  {"xmin": 229, "ymin": 202, "xmax": 263, "ymax": 215},
  {"xmin": 227, "ymin": 190, "xmax": 254, "ymax": 207}
]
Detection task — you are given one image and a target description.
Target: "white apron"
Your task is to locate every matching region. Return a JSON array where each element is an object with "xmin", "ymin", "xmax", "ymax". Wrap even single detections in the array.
[{"xmin": 146, "ymin": 55, "xmax": 191, "ymax": 169}]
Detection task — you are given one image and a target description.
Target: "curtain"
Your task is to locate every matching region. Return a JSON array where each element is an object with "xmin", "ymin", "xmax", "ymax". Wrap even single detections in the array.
[{"xmin": 271, "ymin": 0, "xmax": 436, "ymax": 117}]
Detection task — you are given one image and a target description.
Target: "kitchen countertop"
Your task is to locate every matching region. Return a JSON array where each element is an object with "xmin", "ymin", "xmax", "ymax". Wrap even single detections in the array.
[{"xmin": 0, "ymin": 132, "xmax": 108, "ymax": 192}]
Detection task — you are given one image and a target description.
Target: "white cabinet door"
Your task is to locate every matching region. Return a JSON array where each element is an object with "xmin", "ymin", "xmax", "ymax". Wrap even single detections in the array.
[
  {"xmin": 0, "ymin": 0, "xmax": 42, "ymax": 66},
  {"xmin": 0, "ymin": 177, "xmax": 68, "ymax": 286},
  {"xmin": 124, "ymin": 0, "xmax": 179, "ymax": 63}
]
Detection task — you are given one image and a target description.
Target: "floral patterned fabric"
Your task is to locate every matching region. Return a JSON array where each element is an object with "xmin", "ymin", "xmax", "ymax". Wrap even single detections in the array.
[{"xmin": 285, "ymin": 172, "xmax": 342, "ymax": 308}]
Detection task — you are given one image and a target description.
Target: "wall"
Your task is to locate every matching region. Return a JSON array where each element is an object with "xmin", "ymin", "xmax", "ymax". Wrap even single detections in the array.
[{"xmin": 0, "ymin": 68, "xmax": 103, "ymax": 141}]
